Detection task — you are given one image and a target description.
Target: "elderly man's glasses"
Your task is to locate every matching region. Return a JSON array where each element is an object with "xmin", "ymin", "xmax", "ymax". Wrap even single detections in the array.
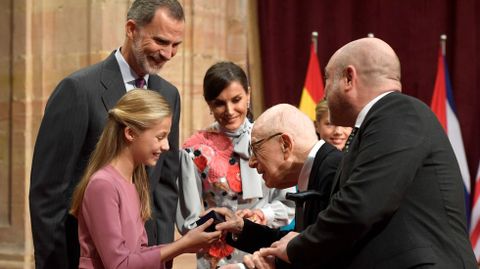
[{"xmin": 249, "ymin": 132, "xmax": 283, "ymax": 157}]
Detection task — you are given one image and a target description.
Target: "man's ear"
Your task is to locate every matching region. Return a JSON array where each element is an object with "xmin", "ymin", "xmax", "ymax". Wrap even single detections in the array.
[
  {"xmin": 125, "ymin": 20, "xmax": 137, "ymax": 40},
  {"xmin": 280, "ymin": 133, "xmax": 293, "ymax": 157},
  {"xmin": 343, "ymin": 65, "xmax": 356, "ymax": 91}
]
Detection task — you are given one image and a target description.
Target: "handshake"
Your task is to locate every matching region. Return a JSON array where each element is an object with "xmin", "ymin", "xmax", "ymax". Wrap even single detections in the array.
[
  {"xmin": 196, "ymin": 207, "xmax": 267, "ymax": 233},
  {"xmin": 195, "ymin": 210, "xmax": 226, "ymax": 232},
  {"xmin": 189, "ymin": 207, "xmax": 287, "ymax": 269},
  {"xmin": 189, "ymin": 207, "xmax": 248, "ymax": 251}
]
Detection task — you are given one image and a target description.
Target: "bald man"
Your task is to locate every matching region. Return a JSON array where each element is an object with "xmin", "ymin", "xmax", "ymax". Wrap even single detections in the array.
[
  {"xmin": 214, "ymin": 104, "xmax": 343, "ymax": 269},
  {"xmin": 258, "ymin": 38, "xmax": 476, "ymax": 269}
]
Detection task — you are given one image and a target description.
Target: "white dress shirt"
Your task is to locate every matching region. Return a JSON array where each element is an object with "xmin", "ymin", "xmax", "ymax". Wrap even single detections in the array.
[
  {"xmin": 114, "ymin": 48, "xmax": 149, "ymax": 91},
  {"xmin": 297, "ymin": 140, "xmax": 326, "ymax": 192}
]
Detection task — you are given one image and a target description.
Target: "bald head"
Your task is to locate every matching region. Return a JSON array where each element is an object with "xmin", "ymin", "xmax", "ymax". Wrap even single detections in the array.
[
  {"xmin": 253, "ymin": 104, "xmax": 318, "ymax": 153},
  {"xmin": 329, "ymin": 37, "xmax": 401, "ymax": 92},
  {"xmin": 325, "ymin": 38, "xmax": 402, "ymax": 126}
]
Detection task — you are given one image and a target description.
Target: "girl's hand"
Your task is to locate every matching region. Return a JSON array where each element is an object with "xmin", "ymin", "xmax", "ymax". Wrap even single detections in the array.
[{"xmin": 181, "ymin": 219, "xmax": 222, "ymax": 253}]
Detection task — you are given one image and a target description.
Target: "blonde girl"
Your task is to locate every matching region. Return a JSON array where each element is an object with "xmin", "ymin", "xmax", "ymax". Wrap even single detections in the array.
[{"xmin": 71, "ymin": 89, "xmax": 220, "ymax": 269}]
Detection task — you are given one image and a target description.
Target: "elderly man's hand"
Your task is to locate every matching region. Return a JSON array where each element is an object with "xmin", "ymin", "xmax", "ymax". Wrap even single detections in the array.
[
  {"xmin": 218, "ymin": 264, "xmax": 243, "ymax": 269},
  {"xmin": 243, "ymin": 251, "xmax": 276, "ymax": 269},
  {"xmin": 208, "ymin": 207, "xmax": 245, "ymax": 235},
  {"xmin": 236, "ymin": 208, "xmax": 267, "ymax": 225},
  {"xmin": 258, "ymin": 231, "xmax": 298, "ymax": 263}
]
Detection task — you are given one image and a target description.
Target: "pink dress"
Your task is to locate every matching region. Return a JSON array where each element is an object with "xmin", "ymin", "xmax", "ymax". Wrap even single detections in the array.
[{"xmin": 78, "ymin": 165, "xmax": 163, "ymax": 269}]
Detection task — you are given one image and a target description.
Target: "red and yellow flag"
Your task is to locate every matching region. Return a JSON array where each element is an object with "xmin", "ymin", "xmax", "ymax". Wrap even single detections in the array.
[{"xmin": 299, "ymin": 43, "xmax": 324, "ymax": 120}]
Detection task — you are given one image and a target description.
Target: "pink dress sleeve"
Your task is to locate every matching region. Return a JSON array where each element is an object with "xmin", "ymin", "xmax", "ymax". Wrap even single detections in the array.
[{"xmin": 82, "ymin": 178, "xmax": 164, "ymax": 269}]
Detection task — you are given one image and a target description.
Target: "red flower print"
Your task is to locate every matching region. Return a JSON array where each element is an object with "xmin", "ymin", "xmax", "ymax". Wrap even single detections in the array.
[
  {"xmin": 208, "ymin": 234, "xmax": 234, "ymax": 258},
  {"xmin": 226, "ymin": 164, "xmax": 242, "ymax": 193},
  {"xmin": 193, "ymin": 155, "xmax": 208, "ymax": 172}
]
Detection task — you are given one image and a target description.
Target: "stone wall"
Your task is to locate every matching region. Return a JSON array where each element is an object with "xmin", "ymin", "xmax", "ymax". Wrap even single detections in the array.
[{"xmin": 0, "ymin": 0, "xmax": 261, "ymax": 268}]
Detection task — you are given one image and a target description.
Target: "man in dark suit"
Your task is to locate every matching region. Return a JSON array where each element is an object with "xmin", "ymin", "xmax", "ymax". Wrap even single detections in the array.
[
  {"xmin": 29, "ymin": 1, "xmax": 184, "ymax": 268},
  {"xmin": 257, "ymin": 38, "xmax": 477, "ymax": 269},
  {"xmin": 214, "ymin": 104, "xmax": 343, "ymax": 269}
]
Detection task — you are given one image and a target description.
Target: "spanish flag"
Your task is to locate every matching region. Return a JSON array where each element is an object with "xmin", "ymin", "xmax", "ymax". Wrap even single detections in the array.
[{"xmin": 299, "ymin": 43, "xmax": 324, "ymax": 120}]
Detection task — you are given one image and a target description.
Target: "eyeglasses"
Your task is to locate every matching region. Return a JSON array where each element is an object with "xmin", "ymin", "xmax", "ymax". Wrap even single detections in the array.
[{"xmin": 249, "ymin": 132, "xmax": 283, "ymax": 157}]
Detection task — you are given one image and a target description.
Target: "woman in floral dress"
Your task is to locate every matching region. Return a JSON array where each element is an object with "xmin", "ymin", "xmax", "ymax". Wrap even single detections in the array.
[{"xmin": 176, "ymin": 62, "xmax": 296, "ymax": 269}]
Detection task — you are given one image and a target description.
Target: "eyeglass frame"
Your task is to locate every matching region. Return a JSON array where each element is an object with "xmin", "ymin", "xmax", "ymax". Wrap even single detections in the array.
[{"xmin": 249, "ymin": 132, "xmax": 283, "ymax": 157}]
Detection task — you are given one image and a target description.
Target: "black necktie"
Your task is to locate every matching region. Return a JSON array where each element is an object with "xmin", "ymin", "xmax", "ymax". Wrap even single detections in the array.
[
  {"xmin": 135, "ymin": 77, "xmax": 146, "ymax": 88},
  {"xmin": 343, "ymin": 127, "xmax": 359, "ymax": 153}
]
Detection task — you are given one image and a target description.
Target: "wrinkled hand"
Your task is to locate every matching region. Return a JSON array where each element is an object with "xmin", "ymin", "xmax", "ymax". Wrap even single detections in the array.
[
  {"xmin": 236, "ymin": 208, "xmax": 266, "ymax": 225},
  {"xmin": 258, "ymin": 231, "xmax": 298, "ymax": 263},
  {"xmin": 218, "ymin": 264, "xmax": 243, "ymax": 269},
  {"xmin": 181, "ymin": 219, "xmax": 222, "ymax": 253},
  {"xmin": 243, "ymin": 251, "xmax": 276, "ymax": 269},
  {"xmin": 209, "ymin": 207, "xmax": 245, "ymax": 235}
]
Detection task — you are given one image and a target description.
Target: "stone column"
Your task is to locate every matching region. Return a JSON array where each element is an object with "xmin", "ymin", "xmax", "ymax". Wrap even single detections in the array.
[{"xmin": 0, "ymin": 0, "xmax": 35, "ymax": 268}]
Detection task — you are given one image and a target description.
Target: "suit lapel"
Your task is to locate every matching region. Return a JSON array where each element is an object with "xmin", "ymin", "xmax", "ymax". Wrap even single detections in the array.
[
  {"xmin": 308, "ymin": 143, "xmax": 334, "ymax": 190},
  {"xmin": 148, "ymin": 74, "xmax": 166, "ymax": 94},
  {"xmin": 330, "ymin": 156, "xmax": 346, "ymax": 196},
  {"xmin": 100, "ymin": 52, "xmax": 128, "ymax": 111},
  {"xmin": 330, "ymin": 137, "xmax": 358, "ymax": 196},
  {"xmin": 329, "ymin": 92, "xmax": 399, "ymax": 196}
]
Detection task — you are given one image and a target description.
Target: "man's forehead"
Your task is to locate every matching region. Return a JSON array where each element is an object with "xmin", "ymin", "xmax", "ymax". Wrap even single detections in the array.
[
  {"xmin": 251, "ymin": 128, "xmax": 260, "ymax": 141},
  {"xmin": 325, "ymin": 57, "xmax": 337, "ymax": 73},
  {"xmin": 250, "ymin": 126, "xmax": 266, "ymax": 142}
]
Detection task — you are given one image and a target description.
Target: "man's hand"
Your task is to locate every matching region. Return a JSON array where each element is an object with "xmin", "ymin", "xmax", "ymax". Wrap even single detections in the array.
[
  {"xmin": 210, "ymin": 207, "xmax": 245, "ymax": 235},
  {"xmin": 243, "ymin": 251, "xmax": 276, "ymax": 269},
  {"xmin": 259, "ymin": 231, "xmax": 299, "ymax": 263},
  {"xmin": 236, "ymin": 208, "xmax": 267, "ymax": 225},
  {"xmin": 218, "ymin": 264, "xmax": 243, "ymax": 269}
]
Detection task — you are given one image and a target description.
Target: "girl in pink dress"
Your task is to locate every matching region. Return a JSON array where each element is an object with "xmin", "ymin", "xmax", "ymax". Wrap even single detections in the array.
[{"xmin": 70, "ymin": 89, "xmax": 221, "ymax": 269}]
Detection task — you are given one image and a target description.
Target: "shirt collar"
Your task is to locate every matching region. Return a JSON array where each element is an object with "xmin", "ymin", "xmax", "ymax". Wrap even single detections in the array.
[
  {"xmin": 114, "ymin": 48, "xmax": 150, "ymax": 90},
  {"xmin": 297, "ymin": 140, "xmax": 326, "ymax": 191},
  {"xmin": 354, "ymin": 91, "xmax": 394, "ymax": 128}
]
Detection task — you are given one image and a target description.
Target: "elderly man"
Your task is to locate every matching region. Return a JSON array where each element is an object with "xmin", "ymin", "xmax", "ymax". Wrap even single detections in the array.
[
  {"xmin": 215, "ymin": 104, "xmax": 343, "ymax": 269},
  {"xmin": 29, "ymin": 1, "xmax": 184, "ymax": 268},
  {"xmin": 254, "ymin": 38, "xmax": 477, "ymax": 269}
]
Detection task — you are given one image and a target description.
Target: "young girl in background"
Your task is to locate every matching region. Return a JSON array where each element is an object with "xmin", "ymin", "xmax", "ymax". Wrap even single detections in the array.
[{"xmin": 314, "ymin": 99, "xmax": 352, "ymax": 150}]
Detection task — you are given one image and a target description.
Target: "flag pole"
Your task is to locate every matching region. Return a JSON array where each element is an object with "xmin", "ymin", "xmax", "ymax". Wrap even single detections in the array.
[
  {"xmin": 440, "ymin": 34, "xmax": 447, "ymax": 56},
  {"xmin": 312, "ymin": 31, "xmax": 318, "ymax": 54},
  {"xmin": 367, "ymin": 32, "xmax": 375, "ymax": 38}
]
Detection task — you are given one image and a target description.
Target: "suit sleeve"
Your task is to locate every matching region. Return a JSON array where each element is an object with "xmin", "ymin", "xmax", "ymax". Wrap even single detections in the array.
[
  {"xmin": 82, "ymin": 179, "xmax": 163, "ymax": 269},
  {"xmin": 29, "ymin": 78, "xmax": 89, "ymax": 269},
  {"xmin": 226, "ymin": 219, "xmax": 288, "ymax": 254},
  {"xmin": 287, "ymin": 101, "xmax": 429, "ymax": 266}
]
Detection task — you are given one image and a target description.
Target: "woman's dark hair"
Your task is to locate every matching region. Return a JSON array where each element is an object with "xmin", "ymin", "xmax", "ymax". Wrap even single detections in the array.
[{"xmin": 203, "ymin": 61, "xmax": 253, "ymax": 120}]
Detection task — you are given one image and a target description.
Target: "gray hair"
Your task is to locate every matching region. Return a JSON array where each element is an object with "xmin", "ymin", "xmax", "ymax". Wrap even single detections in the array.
[{"xmin": 127, "ymin": 0, "xmax": 184, "ymax": 27}]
